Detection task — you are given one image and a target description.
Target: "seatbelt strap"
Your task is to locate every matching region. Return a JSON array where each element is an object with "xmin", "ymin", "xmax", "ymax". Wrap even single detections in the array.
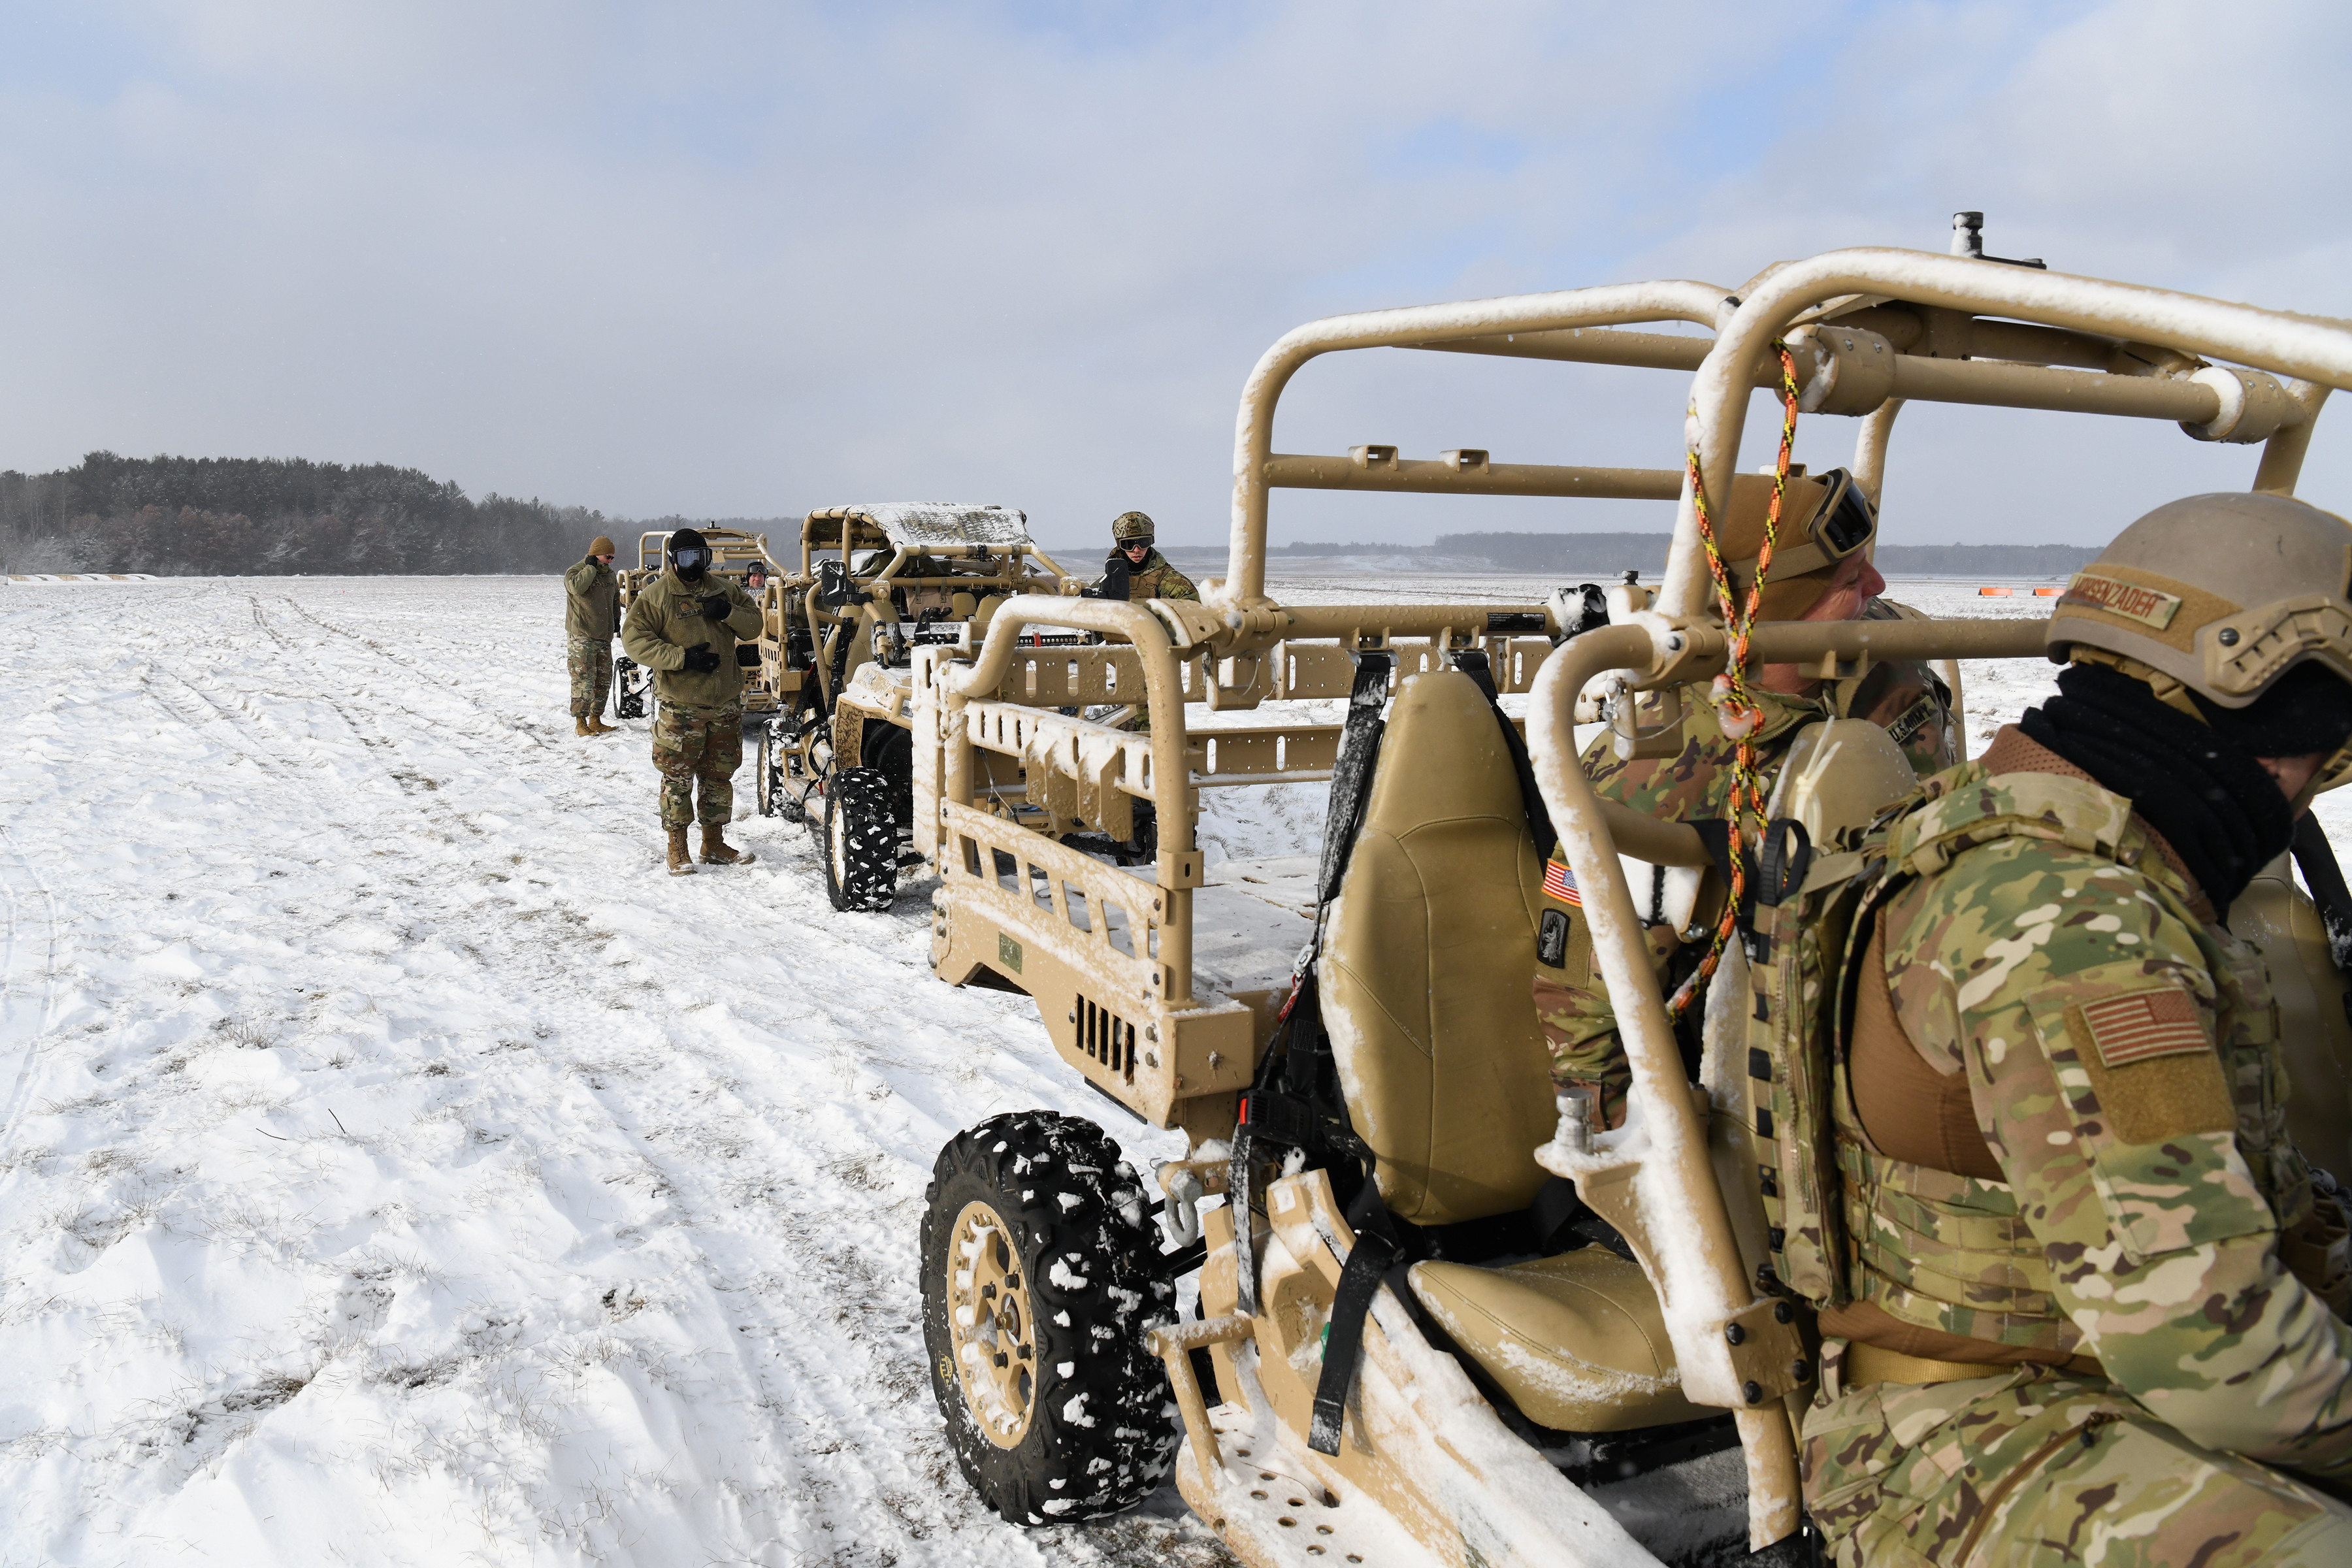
[
  {"xmin": 1308, "ymin": 1234, "xmax": 1396, "ymax": 1452},
  {"xmin": 2293, "ymin": 815, "xmax": 2352, "ymax": 979},
  {"xmin": 1230, "ymin": 968, "xmax": 1324, "ymax": 1319},
  {"xmin": 1317, "ymin": 654, "xmax": 1393, "ymax": 904},
  {"xmin": 1307, "ymin": 1165, "xmax": 1401, "ymax": 1455}
]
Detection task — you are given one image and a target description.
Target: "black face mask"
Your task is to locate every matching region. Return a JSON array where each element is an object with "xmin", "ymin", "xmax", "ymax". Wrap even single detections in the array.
[
  {"xmin": 2020, "ymin": 662, "xmax": 2296, "ymax": 914},
  {"xmin": 672, "ymin": 546, "xmax": 710, "ymax": 581}
]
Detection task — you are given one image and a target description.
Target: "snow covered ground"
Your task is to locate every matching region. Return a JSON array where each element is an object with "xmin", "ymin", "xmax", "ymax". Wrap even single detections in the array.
[{"xmin": 1, "ymin": 573, "xmax": 2342, "ymax": 1567}]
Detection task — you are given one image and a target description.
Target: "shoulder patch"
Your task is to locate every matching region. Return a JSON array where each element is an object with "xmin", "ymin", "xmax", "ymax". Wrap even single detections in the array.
[{"xmin": 2080, "ymin": 987, "xmax": 2210, "ymax": 1067}]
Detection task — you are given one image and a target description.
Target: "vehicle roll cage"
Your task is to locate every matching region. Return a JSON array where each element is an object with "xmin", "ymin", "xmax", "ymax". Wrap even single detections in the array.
[{"xmin": 920, "ymin": 244, "xmax": 2352, "ymax": 1554}]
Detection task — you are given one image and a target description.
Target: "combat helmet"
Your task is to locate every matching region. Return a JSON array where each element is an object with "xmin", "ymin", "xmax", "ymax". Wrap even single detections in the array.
[
  {"xmin": 1111, "ymin": 512, "xmax": 1155, "ymax": 546},
  {"xmin": 1715, "ymin": 467, "xmax": 1876, "ymax": 621},
  {"xmin": 2048, "ymin": 493, "xmax": 2352, "ymax": 785},
  {"xmin": 2046, "ymin": 493, "xmax": 2352, "ymax": 708}
]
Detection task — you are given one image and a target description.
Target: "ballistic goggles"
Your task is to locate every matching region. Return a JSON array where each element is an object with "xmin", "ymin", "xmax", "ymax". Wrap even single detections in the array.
[
  {"xmin": 670, "ymin": 544, "xmax": 711, "ymax": 573},
  {"xmin": 1728, "ymin": 466, "xmax": 1876, "ymax": 583}
]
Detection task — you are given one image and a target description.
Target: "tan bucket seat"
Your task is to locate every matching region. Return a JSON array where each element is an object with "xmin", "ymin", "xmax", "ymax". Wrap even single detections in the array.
[{"xmin": 1319, "ymin": 667, "xmax": 1706, "ymax": 1431}]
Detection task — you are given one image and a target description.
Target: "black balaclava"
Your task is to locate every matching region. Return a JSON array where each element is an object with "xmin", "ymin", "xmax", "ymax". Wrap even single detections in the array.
[
  {"xmin": 2019, "ymin": 661, "xmax": 2352, "ymax": 911},
  {"xmin": 668, "ymin": 527, "xmax": 710, "ymax": 583}
]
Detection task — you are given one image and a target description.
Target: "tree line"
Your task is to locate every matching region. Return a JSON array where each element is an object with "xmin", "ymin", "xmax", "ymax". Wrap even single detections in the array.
[{"xmin": 0, "ymin": 452, "xmax": 623, "ymax": 576}]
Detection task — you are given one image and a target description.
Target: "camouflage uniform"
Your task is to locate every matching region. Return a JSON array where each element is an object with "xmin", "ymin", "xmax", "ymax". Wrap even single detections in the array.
[
  {"xmin": 563, "ymin": 557, "xmax": 619, "ymax": 719},
  {"xmin": 653, "ymin": 700, "xmax": 745, "ymax": 830},
  {"xmin": 621, "ymin": 568, "xmax": 764, "ymax": 832},
  {"xmin": 566, "ymin": 634, "xmax": 613, "ymax": 719},
  {"xmin": 1533, "ymin": 608, "xmax": 1959, "ymax": 1122},
  {"xmin": 1801, "ymin": 730, "xmax": 2352, "ymax": 1565},
  {"xmin": 1094, "ymin": 547, "xmax": 1198, "ymax": 603}
]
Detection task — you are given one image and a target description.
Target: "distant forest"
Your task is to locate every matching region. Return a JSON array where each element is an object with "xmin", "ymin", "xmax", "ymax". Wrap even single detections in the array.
[{"xmin": 0, "ymin": 452, "xmax": 623, "ymax": 576}]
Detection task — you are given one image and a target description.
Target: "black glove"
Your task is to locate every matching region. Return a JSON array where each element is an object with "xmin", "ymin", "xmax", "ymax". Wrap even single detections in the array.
[
  {"xmin": 696, "ymin": 592, "xmax": 734, "ymax": 619},
  {"xmin": 681, "ymin": 644, "xmax": 723, "ymax": 674}
]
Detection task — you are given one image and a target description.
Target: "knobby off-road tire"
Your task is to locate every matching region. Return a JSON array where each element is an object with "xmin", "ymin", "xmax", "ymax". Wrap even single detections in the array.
[
  {"xmin": 755, "ymin": 730, "xmax": 787, "ymax": 819},
  {"xmin": 823, "ymin": 765, "xmax": 897, "ymax": 911},
  {"xmin": 614, "ymin": 657, "xmax": 647, "ymax": 720},
  {"xmin": 921, "ymin": 1111, "xmax": 1179, "ymax": 1525}
]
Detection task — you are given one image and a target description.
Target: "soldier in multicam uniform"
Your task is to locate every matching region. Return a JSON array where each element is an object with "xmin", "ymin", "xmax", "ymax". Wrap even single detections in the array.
[
  {"xmin": 1535, "ymin": 468, "xmax": 1955, "ymax": 1124},
  {"xmin": 1804, "ymin": 493, "xmax": 2352, "ymax": 1565},
  {"xmin": 564, "ymin": 534, "xmax": 620, "ymax": 736},
  {"xmin": 1088, "ymin": 512, "xmax": 1198, "ymax": 604},
  {"xmin": 620, "ymin": 527, "xmax": 766, "ymax": 876}
]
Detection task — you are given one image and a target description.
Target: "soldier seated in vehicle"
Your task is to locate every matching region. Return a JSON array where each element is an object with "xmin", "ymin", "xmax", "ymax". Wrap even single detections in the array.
[
  {"xmin": 1535, "ymin": 469, "xmax": 1955, "ymax": 1125},
  {"xmin": 1804, "ymin": 492, "xmax": 2352, "ymax": 1565}
]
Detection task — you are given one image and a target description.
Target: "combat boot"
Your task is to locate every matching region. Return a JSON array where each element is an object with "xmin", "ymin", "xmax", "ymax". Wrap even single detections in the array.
[
  {"xmin": 576, "ymin": 717, "xmax": 591, "ymax": 736},
  {"xmin": 700, "ymin": 825, "xmax": 757, "ymax": 866},
  {"xmin": 666, "ymin": 827, "xmax": 697, "ymax": 876},
  {"xmin": 588, "ymin": 715, "xmax": 617, "ymax": 735}
]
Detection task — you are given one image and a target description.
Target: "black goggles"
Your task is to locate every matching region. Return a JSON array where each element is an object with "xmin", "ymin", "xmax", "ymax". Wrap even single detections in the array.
[{"xmin": 671, "ymin": 546, "xmax": 711, "ymax": 572}]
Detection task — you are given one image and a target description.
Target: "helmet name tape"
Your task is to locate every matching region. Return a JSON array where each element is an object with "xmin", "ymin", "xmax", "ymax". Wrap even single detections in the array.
[{"xmin": 2061, "ymin": 572, "xmax": 2182, "ymax": 631}]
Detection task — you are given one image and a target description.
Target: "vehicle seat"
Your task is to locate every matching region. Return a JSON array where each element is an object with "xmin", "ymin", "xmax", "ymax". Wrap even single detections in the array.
[
  {"xmin": 1408, "ymin": 1250, "xmax": 1707, "ymax": 1431},
  {"xmin": 1320, "ymin": 668, "xmax": 1700, "ymax": 1430},
  {"xmin": 1320, "ymin": 668, "xmax": 1556, "ymax": 1224}
]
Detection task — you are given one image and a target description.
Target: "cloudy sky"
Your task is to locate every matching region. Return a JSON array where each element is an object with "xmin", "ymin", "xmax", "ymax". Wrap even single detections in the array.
[{"xmin": 2, "ymin": 0, "xmax": 2346, "ymax": 551}]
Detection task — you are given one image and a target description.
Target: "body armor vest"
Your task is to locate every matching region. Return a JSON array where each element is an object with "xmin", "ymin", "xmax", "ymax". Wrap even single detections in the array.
[{"xmin": 1751, "ymin": 749, "xmax": 2320, "ymax": 1364}]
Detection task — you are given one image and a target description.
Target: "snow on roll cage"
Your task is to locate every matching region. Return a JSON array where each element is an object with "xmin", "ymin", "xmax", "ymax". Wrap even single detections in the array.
[{"xmin": 913, "ymin": 247, "xmax": 2352, "ymax": 1561}]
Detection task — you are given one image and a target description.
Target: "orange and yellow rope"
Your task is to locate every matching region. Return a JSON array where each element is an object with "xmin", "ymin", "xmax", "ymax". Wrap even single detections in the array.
[{"xmin": 1666, "ymin": 341, "xmax": 1801, "ymax": 1023}]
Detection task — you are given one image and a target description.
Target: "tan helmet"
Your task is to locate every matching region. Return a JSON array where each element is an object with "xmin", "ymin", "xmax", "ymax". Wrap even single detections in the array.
[
  {"xmin": 1111, "ymin": 511, "xmax": 1155, "ymax": 545},
  {"xmin": 589, "ymin": 534, "xmax": 617, "ymax": 557},
  {"xmin": 2045, "ymin": 492, "xmax": 2352, "ymax": 710},
  {"xmin": 1715, "ymin": 467, "xmax": 1877, "ymax": 621}
]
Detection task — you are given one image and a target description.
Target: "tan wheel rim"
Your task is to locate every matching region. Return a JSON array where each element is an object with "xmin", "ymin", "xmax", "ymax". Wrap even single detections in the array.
[{"xmin": 945, "ymin": 1199, "xmax": 1038, "ymax": 1448}]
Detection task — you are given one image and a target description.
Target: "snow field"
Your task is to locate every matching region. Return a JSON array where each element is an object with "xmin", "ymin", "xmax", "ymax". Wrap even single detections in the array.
[
  {"xmin": 0, "ymin": 578, "xmax": 1224, "ymax": 1568},
  {"xmin": 4, "ymin": 572, "xmax": 2344, "ymax": 1568}
]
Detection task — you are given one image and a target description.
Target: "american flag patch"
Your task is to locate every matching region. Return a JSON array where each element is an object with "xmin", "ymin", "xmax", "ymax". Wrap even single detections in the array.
[
  {"xmin": 2080, "ymin": 988, "xmax": 2209, "ymax": 1067},
  {"xmin": 1543, "ymin": 858, "xmax": 1581, "ymax": 907}
]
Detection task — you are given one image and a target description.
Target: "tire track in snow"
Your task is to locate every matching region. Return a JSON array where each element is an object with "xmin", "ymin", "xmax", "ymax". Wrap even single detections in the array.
[
  {"xmin": 238, "ymin": 602, "xmax": 1226, "ymax": 1562},
  {"xmin": 0, "ymin": 823, "xmax": 61, "ymax": 1149},
  {"xmin": 5, "ymin": 579, "xmax": 1232, "ymax": 1567}
]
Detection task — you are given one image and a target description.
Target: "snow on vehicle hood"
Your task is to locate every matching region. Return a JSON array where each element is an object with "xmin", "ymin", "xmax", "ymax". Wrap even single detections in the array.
[{"xmin": 845, "ymin": 504, "xmax": 1032, "ymax": 551}]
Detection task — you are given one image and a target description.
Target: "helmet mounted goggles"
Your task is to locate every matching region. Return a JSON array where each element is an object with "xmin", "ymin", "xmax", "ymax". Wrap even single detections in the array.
[{"xmin": 1725, "ymin": 466, "xmax": 1876, "ymax": 588}]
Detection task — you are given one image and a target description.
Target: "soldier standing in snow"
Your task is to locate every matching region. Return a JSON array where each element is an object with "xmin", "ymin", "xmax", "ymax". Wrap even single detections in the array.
[
  {"xmin": 564, "ymin": 534, "xmax": 620, "ymax": 736},
  {"xmin": 1802, "ymin": 496, "xmax": 2352, "ymax": 1561},
  {"xmin": 620, "ymin": 527, "xmax": 764, "ymax": 876}
]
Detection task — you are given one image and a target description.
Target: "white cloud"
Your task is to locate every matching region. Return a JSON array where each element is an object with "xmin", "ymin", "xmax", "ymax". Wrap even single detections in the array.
[{"xmin": 0, "ymin": 0, "xmax": 2343, "ymax": 553}]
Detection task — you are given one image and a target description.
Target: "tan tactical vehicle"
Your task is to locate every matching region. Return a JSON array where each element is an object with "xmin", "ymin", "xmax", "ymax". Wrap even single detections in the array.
[
  {"xmin": 751, "ymin": 504, "xmax": 1079, "ymax": 911},
  {"xmin": 612, "ymin": 526, "xmax": 790, "ymax": 724},
  {"xmin": 909, "ymin": 220, "xmax": 2352, "ymax": 1566}
]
